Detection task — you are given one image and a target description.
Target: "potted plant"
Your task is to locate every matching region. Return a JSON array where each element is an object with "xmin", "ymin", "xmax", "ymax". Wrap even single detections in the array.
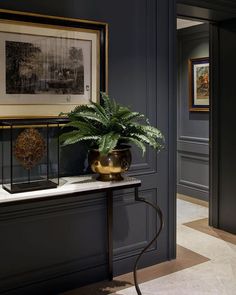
[{"xmin": 60, "ymin": 92, "xmax": 164, "ymax": 181}]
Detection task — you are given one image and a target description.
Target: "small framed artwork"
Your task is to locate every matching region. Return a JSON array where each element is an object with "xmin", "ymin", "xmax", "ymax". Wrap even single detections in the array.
[
  {"xmin": 189, "ymin": 57, "xmax": 209, "ymax": 112},
  {"xmin": 0, "ymin": 9, "xmax": 108, "ymax": 118}
]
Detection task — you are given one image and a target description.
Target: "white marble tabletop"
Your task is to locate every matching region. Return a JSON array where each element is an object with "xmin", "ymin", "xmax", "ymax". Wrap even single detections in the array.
[{"xmin": 0, "ymin": 175, "xmax": 141, "ymax": 205}]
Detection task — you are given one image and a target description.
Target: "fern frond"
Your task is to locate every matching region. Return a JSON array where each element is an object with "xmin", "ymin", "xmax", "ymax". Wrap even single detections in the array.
[
  {"xmin": 63, "ymin": 121, "xmax": 83, "ymax": 129},
  {"xmin": 99, "ymin": 132, "xmax": 120, "ymax": 154},
  {"xmin": 66, "ymin": 105, "xmax": 93, "ymax": 120},
  {"xmin": 61, "ymin": 132, "xmax": 100, "ymax": 146},
  {"xmin": 120, "ymin": 111, "xmax": 145, "ymax": 122},
  {"xmin": 127, "ymin": 123, "xmax": 164, "ymax": 140},
  {"xmin": 74, "ymin": 111, "xmax": 108, "ymax": 126},
  {"xmin": 139, "ymin": 125, "xmax": 164, "ymax": 138},
  {"xmin": 59, "ymin": 130, "xmax": 79, "ymax": 143},
  {"xmin": 120, "ymin": 136, "xmax": 146, "ymax": 155},
  {"xmin": 114, "ymin": 108, "xmax": 131, "ymax": 119},
  {"xmin": 101, "ymin": 92, "xmax": 112, "ymax": 114},
  {"xmin": 90, "ymin": 101, "xmax": 109, "ymax": 123},
  {"xmin": 63, "ymin": 121, "xmax": 100, "ymax": 135},
  {"xmin": 60, "ymin": 92, "xmax": 164, "ymax": 155},
  {"xmin": 101, "ymin": 92, "xmax": 120, "ymax": 115},
  {"xmin": 131, "ymin": 133, "xmax": 159, "ymax": 149}
]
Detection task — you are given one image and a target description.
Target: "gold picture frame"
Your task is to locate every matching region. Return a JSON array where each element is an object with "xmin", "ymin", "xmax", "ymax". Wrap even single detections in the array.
[
  {"xmin": 189, "ymin": 57, "xmax": 209, "ymax": 112},
  {"xmin": 0, "ymin": 9, "xmax": 108, "ymax": 119}
]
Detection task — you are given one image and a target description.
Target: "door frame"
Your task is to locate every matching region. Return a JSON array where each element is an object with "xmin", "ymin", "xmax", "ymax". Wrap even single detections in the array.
[
  {"xmin": 177, "ymin": 0, "xmax": 236, "ymax": 231},
  {"xmin": 176, "ymin": 12, "xmax": 221, "ymax": 229},
  {"xmin": 209, "ymin": 23, "xmax": 219, "ymax": 227}
]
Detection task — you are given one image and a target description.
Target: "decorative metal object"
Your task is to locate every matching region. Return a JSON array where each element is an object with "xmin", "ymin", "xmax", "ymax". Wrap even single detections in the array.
[
  {"xmin": 133, "ymin": 187, "xmax": 164, "ymax": 295},
  {"xmin": 14, "ymin": 128, "xmax": 46, "ymax": 170},
  {"xmin": 2, "ymin": 119, "xmax": 59, "ymax": 194},
  {"xmin": 88, "ymin": 146, "xmax": 132, "ymax": 181}
]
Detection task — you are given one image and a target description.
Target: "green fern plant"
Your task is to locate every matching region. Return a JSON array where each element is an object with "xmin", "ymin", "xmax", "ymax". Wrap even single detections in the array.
[{"xmin": 60, "ymin": 92, "xmax": 164, "ymax": 155}]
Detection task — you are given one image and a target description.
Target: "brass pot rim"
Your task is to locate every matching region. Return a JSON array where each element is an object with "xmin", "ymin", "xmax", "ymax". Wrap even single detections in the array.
[{"xmin": 89, "ymin": 145, "xmax": 131, "ymax": 153}]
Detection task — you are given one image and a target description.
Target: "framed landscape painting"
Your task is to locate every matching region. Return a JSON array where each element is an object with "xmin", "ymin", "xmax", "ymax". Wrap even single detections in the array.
[
  {"xmin": 189, "ymin": 57, "xmax": 209, "ymax": 112},
  {"xmin": 0, "ymin": 9, "xmax": 108, "ymax": 118}
]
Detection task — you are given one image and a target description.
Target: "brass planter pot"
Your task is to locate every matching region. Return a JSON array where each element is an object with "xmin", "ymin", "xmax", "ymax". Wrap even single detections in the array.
[{"xmin": 88, "ymin": 146, "xmax": 132, "ymax": 181}]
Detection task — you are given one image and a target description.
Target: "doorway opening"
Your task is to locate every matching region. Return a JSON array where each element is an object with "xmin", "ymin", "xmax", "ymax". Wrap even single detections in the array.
[{"xmin": 176, "ymin": 17, "xmax": 210, "ymax": 217}]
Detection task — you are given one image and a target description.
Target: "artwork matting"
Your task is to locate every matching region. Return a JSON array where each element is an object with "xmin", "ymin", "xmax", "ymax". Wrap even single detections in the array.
[{"xmin": 0, "ymin": 9, "xmax": 108, "ymax": 119}]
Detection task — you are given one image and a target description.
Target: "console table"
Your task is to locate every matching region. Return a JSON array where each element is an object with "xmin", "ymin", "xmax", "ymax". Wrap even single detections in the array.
[{"xmin": 0, "ymin": 175, "xmax": 163, "ymax": 295}]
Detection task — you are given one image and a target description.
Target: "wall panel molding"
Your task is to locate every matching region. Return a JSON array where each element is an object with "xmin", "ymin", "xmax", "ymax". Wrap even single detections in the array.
[
  {"xmin": 178, "ymin": 140, "xmax": 209, "ymax": 155},
  {"xmin": 179, "ymin": 135, "xmax": 209, "ymax": 143},
  {"xmin": 0, "ymin": 253, "xmax": 107, "ymax": 292},
  {"xmin": 178, "ymin": 152, "xmax": 209, "ymax": 200},
  {"xmin": 113, "ymin": 189, "xmax": 157, "ymax": 259},
  {"xmin": 0, "ymin": 195, "xmax": 106, "ymax": 222},
  {"xmin": 0, "ymin": 196, "xmax": 107, "ymax": 293},
  {"xmin": 179, "ymin": 179, "xmax": 208, "ymax": 191},
  {"xmin": 0, "ymin": 188, "xmax": 160, "ymax": 294},
  {"xmin": 0, "ymin": 0, "xmax": 177, "ymax": 293},
  {"xmin": 129, "ymin": 150, "xmax": 156, "ymax": 175},
  {"xmin": 179, "ymin": 152, "xmax": 209, "ymax": 162}
]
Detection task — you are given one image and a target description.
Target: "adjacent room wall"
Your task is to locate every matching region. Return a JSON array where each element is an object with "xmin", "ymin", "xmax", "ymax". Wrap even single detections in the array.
[{"xmin": 177, "ymin": 24, "xmax": 209, "ymax": 201}]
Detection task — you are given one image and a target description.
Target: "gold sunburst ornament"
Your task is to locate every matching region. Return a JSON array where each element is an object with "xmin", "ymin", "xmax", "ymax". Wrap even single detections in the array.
[{"xmin": 14, "ymin": 128, "xmax": 46, "ymax": 170}]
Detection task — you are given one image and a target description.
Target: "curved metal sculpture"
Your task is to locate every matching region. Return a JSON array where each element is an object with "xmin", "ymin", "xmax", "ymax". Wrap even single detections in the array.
[{"xmin": 133, "ymin": 187, "xmax": 164, "ymax": 295}]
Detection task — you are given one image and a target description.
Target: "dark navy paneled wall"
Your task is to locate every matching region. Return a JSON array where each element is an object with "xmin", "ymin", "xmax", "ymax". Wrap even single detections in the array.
[
  {"xmin": 0, "ymin": 1, "xmax": 176, "ymax": 294},
  {"xmin": 177, "ymin": 24, "xmax": 209, "ymax": 201},
  {"xmin": 216, "ymin": 19, "xmax": 236, "ymax": 234}
]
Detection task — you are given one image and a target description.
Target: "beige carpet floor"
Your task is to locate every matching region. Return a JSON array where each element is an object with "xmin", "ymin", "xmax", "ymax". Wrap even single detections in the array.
[{"xmin": 184, "ymin": 217, "xmax": 236, "ymax": 245}]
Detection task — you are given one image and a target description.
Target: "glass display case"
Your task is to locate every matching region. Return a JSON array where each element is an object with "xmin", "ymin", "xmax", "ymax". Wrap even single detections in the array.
[{"xmin": 2, "ymin": 120, "xmax": 59, "ymax": 193}]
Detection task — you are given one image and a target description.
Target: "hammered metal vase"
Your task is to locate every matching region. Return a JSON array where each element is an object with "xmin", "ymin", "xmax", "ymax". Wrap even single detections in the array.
[{"xmin": 88, "ymin": 146, "xmax": 132, "ymax": 181}]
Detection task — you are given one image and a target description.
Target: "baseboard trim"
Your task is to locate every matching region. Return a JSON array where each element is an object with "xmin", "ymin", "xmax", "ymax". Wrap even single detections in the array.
[{"xmin": 177, "ymin": 193, "xmax": 208, "ymax": 208}]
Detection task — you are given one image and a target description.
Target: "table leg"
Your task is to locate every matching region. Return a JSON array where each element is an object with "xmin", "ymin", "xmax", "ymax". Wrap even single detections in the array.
[
  {"xmin": 133, "ymin": 187, "xmax": 164, "ymax": 295},
  {"xmin": 107, "ymin": 189, "xmax": 113, "ymax": 281}
]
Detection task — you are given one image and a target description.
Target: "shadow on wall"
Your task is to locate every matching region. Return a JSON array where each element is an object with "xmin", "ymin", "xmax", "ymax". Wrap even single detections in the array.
[
  {"xmin": 114, "ymin": 201, "xmax": 130, "ymax": 242},
  {"xmin": 60, "ymin": 142, "xmax": 90, "ymax": 177}
]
